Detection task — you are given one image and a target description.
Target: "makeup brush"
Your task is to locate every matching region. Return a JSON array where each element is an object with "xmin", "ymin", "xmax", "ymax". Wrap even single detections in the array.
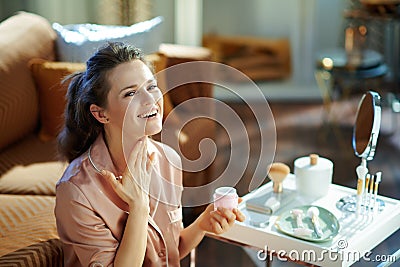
[
  {"xmin": 372, "ymin": 172, "xmax": 382, "ymax": 214},
  {"xmin": 356, "ymin": 161, "xmax": 368, "ymax": 216},
  {"xmin": 368, "ymin": 174, "xmax": 375, "ymax": 209},
  {"xmin": 363, "ymin": 174, "xmax": 371, "ymax": 213},
  {"xmin": 268, "ymin": 162, "xmax": 290, "ymax": 193}
]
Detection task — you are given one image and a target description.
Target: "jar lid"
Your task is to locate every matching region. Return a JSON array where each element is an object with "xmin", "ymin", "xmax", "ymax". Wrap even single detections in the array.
[
  {"xmin": 215, "ymin": 187, "xmax": 237, "ymax": 196},
  {"xmin": 294, "ymin": 154, "xmax": 333, "ymax": 171}
]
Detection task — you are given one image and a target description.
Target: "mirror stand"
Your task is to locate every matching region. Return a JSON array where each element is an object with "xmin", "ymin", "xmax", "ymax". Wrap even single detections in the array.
[{"xmin": 336, "ymin": 91, "xmax": 384, "ymax": 215}]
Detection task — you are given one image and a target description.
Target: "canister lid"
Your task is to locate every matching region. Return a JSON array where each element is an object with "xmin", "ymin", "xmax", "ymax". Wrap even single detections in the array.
[{"xmin": 294, "ymin": 154, "xmax": 333, "ymax": 170}]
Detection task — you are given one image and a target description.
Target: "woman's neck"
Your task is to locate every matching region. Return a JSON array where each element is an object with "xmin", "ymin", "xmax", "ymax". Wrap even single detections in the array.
[{"xmin": 103, "ymin": 129, "xmax": 143, "ymax": 175}]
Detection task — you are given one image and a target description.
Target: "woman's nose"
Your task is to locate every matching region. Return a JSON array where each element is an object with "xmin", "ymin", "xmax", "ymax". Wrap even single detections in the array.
[{"xmin": 141, "ymin": 89, "xmax": 156, "ymax": 105}]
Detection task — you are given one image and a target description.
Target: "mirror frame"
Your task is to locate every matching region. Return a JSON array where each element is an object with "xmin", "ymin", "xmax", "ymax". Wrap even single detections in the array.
[{"xmin": 352, "ymin": 91, "xmax": 381, "ymax": 161}]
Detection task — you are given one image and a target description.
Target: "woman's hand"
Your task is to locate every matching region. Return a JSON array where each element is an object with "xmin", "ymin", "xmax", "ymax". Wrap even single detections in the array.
[
  {"xmin": 102, "ymin": 138, "xmax": 155, "ymax": 210},
  {"xmin": 196, "ymin": 199, "xmax": 246, "ymax": 235},
  {"xmin": 178, "ymin": 199, "xmax": 245, "ymax": 258}
]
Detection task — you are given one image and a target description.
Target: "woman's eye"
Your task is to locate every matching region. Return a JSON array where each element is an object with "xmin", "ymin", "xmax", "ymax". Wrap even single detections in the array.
[
  {"xmin": 124, "ymin": 91, "xmax": 137, "ymax": 97},
  {"xmin": 148, "ymin": 85, "xmax": 158, "ymax": 91}
]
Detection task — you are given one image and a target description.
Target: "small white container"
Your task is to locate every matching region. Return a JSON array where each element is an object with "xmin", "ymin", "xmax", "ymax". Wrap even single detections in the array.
[
  {"xmin": 294, "ymin": 154, "xmax": 333, "ymax": 198},
  {"xmin": 213, "ymin": 187, "xmax": 238, "ymax": 210}
]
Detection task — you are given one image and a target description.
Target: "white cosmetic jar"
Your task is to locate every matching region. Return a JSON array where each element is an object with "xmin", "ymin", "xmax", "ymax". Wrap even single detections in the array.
[
  {"xmin": 294, "ymin": 154, "xmax": 333, "ymax": 198},
  {"xmin": 213, "ymin": 187, "xmax": 238, "ymax": 211}
]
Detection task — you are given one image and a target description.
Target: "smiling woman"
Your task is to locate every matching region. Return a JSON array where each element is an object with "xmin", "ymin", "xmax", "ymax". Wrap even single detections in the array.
[
  {"xmin": 90, "ymin": 59, "xmax": 164, "ymax": 160},
  {"xmin": 54, "ymin": 42, "xmax": 245, "ymax": 267}
]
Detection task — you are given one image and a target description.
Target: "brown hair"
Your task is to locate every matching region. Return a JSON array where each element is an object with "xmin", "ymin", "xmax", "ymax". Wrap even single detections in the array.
[{"xmin": 58, "ymin": 42, "xmax": 148, "ymax": 162}]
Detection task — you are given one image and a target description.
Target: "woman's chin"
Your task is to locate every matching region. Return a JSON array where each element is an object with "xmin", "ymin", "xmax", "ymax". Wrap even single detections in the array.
[{"xmin": 145, "ymin": 124, "xmax": 162, "ymax": 136}]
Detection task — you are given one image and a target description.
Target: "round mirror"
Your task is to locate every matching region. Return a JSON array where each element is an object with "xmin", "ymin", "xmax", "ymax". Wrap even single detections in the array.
[{"xmin": 352, "ymin": 91, "xmax": 381, "ymax": 160}]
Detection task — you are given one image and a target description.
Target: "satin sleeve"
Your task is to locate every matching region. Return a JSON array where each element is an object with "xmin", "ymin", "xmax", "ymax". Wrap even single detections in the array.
[{"xmin": 55, "ymin": 181, "xmax": 118, "ymax": 267}]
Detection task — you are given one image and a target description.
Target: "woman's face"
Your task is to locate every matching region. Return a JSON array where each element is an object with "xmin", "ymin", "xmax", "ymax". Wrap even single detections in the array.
[{"xmin": 105, "ymin": 59, "xmax": 163, "ymax": 139}]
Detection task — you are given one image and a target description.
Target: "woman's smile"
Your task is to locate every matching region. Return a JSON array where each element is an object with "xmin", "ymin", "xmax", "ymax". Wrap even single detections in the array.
[{"xmin": 137, "ymin": 106, "xmax": 159, "ymax": 119}]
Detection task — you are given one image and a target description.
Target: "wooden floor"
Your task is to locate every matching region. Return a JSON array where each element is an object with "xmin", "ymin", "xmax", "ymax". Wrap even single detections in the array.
[{"xmin": 182, "ymin": 96, "xmax": 400, "ymax": 267}]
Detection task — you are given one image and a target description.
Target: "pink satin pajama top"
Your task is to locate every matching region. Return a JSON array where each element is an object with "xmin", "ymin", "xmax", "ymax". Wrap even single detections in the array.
[{"xmin": 55, "ymin": 136, "xmax": 183, "ymax": 267}]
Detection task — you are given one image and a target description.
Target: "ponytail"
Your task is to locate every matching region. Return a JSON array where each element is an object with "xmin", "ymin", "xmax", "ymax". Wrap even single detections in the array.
[{"xmin": 57, "ymin": 72, "xmax": 102, "ymax": 162}]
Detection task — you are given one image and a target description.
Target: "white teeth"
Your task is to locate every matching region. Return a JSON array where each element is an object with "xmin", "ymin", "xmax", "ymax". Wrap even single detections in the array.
[{"xmin": 138, "ymin": 109, "xmax": 158, "ymax": 118}]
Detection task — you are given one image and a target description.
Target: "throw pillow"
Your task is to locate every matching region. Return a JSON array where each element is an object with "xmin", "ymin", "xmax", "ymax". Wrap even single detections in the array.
[
  {"xmin": 0, "ymin": 11, "xmax": 57, "ymax": 151},
  {"xmin": 0, "ymin": 161, "xmax": 67, "ymax": 195},
  {"xmin": 52, "ymin": 16, "xmax": 164, "ymax": 62},
  {"xmin": 29, "ymin": 59, "xmax": 86, "ymax": 141}
]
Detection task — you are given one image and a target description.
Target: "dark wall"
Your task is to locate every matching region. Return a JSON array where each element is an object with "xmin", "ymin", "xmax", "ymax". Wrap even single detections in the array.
[{"xmin": 0, "ymin": 0, "xmax": 30, "ymax": 22}]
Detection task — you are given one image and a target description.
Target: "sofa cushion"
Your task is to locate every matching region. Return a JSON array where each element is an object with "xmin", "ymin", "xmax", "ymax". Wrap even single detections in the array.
[
  {"xmin": 0, "ymin": 11, "xmax": 57, "ymax": 150},
  {"xmin": 0, "ymin": 194, "xmax": 59, "ymax": 257},
  {"xmin": 0, "ymin": 238, "xmax": 63, "ymax": 267},
  {"xmin": 0, "ymin": 161, "xmax": 67, "ymax": 196},
  {"xmin": 0, "ymin": 134, "xmax": 59, "ymax": 178},
  {"xmin": 29, "ymin": 59, "xmax": 86, "ymax": 141},
  {"xmin": 52, "ymin": 16, "xmax": 164, "ymax": 62}
]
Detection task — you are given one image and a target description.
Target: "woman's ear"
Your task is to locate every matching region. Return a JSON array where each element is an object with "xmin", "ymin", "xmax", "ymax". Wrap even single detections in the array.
[{"xmin": 90, "ymin": 104, "xmax": 109, "ymax": 124}]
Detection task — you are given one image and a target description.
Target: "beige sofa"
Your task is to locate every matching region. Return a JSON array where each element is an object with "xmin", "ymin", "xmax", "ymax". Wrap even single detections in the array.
[
  {"xmin": 0, "ymin": 11, "xmax": 214, "ymax": 265},
  {"xmin": 0, "ymin": 11, "xmax": 65, "ymax": 265}
]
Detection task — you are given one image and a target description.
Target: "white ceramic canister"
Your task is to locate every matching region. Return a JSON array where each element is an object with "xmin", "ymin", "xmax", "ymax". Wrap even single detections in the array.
[{"xmin": 294, "ymin": 154, "xmax": 333, "ymax": 198}]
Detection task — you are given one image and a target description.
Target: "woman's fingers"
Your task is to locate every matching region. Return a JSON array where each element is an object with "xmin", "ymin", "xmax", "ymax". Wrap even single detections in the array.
[
  {"xmin": 140, "ymin": 139, "xmax": 147, "ymax": 172},
  {"xmin": 217, "ymin": 206, "xmax": 246, "ymax": 223},
  {"xmin": 101, "ymin": 169, "xmax": 135, "ymax": 205},
  {"xmin": 210, "ymin": 217, "xmax": 223, "ymax": 234},
  {"xmin": 124, "ymin": 138, "xmax": 149, "ymax": 178},
  {"xmin": 209, "ymin": 207, "xmax": 246, "ymax": 234},
  {"xmin": 146, "ymin": 152, "xmax": 156, "ymax": 173},
  {"xmin": 125, "ymin": 139, "xmax": 144, "ymax": 175},
  {"xmin": 211, "ymin": 210, "xmax": 230, "ymax": 230},
  {"xmin": 233, "ymin": 208, "xmax": 246, "ymax": 222},
  {"xmin": 133, "ymin": 140, "xmax": 145, "ymax": 175},
  {"xmin": 101, "ymin": 170, "xmax": 120, "ymax": 190},
  {"xmin": 216, "ymin": 208, "xmax": 236, "ymax": 226}
]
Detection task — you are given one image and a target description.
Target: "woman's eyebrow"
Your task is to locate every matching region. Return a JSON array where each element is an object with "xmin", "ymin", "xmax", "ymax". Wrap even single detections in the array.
[
  {"xmin": 119, "ymin": 84, "xmax": 138, "ymax": 93},
  {"xmin": 119, "ymin": 79, "xmax": 156, "ymax": 93}
]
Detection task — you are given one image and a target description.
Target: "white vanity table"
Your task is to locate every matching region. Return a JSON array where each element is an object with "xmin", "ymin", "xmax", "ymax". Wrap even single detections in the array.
[
  {"xmin": 208, "ymin": 91, "xmax": 400, "ymax": 266},
  {"xmin": 208, "ymin": 174, "xmax": 400, "ymax": 267}
]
